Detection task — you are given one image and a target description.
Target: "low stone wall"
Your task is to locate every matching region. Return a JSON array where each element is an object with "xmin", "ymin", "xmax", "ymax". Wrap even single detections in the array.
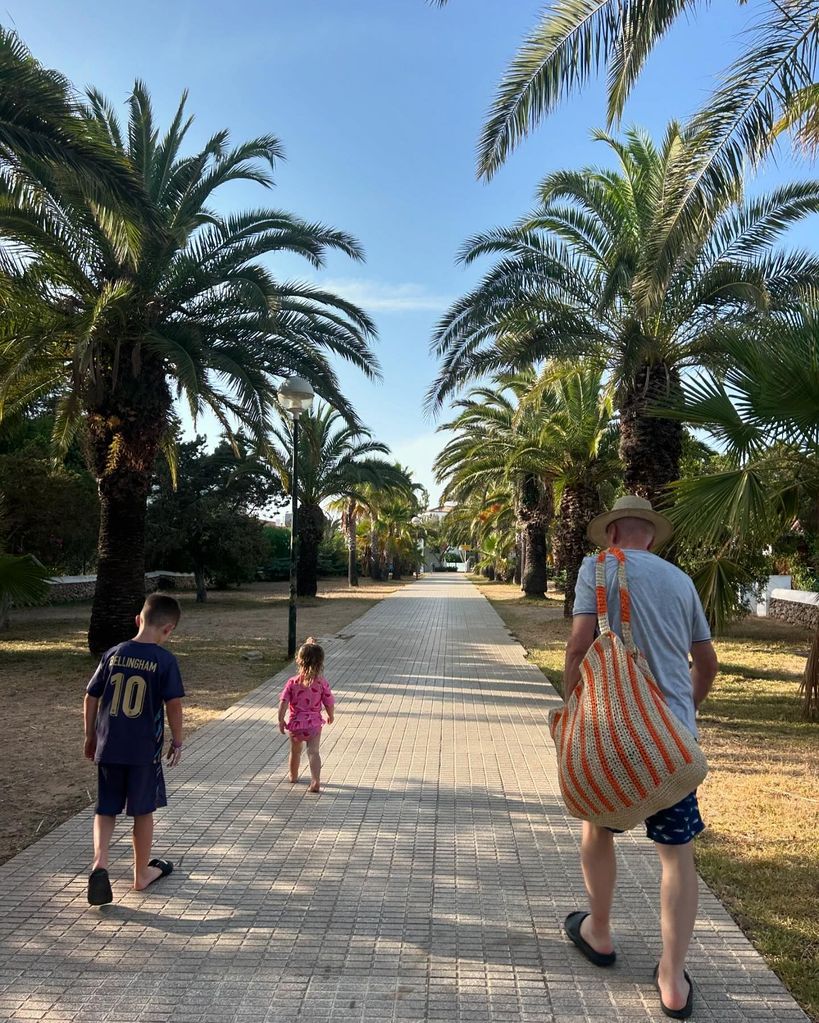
[
  {"xmin": 768, "ymin": 588, "xmax": 819, "ymax": 630},
  {"xmin": 44, "ymin": 571, "xmax": 196, "ymax": 604}
]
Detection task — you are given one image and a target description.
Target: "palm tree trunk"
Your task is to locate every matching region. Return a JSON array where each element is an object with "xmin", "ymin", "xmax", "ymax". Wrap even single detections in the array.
[
  {"xmin": 297, "ymin": 502, "xmax": 325, "ymax": 597},
  {"xmin": 347, "ymin": 503, "xmax": 359, "ymax": 587},
  {"xmin": 370, "ymin": 524, "xmax": 382, "ymax": 580},
  {"xmin": 86, "ymin": 358, "xmax": 171, "ymax": 655},
  {"xmin": 194, "ymin": 566, "xmax": 207, "ymax": 603},
  {"xmin": 88, "ymin": 469, "xmax": 149, "ymax": 655},
  {"xmin": 520, "ymin": 521, "xmax": 547, "ymax": 596},
  {"xmin": 554, "ymin": 483, "xmax": 598, "ymax": 617},
  {"xmin": 619, "ymin": 362, "xmax": 684, "ymax": 503},
  {"xmin": 517, "ymin": 473, "xmax": 553, "ymax": 598},
  {"xmin": 800, "ymin": 621, "xmax": 819, "ymax": 720},
  {"xmin": 513, "ymin": 536, "xmax": 522, "ymax": 586}
]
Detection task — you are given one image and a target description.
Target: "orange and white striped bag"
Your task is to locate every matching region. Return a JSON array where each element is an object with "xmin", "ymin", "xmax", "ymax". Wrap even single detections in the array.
[{"xmin": 548, "ymin": 547, "xmax": 707, "ymax": 831}]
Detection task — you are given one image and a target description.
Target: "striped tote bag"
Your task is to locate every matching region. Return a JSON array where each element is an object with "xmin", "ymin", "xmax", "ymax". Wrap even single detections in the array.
[{"xmin": 548, "ymin": 547, "xmax": 708, "ymax": 831}]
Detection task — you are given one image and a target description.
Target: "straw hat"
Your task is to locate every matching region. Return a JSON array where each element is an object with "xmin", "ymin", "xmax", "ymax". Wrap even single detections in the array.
[{"xmin": 586, "ymin": 495, "xmax": 674, "ymax": 549}]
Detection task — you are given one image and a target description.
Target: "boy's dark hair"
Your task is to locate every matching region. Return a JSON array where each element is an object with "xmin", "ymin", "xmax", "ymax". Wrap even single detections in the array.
[{"xmin": 141, "ymin": 593, "xmax": 181, "ymax": 628}]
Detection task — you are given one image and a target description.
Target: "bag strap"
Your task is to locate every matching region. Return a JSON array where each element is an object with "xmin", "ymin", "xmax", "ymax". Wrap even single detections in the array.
[{"xmin": 594, "ymin": 547, "xmax": 636, "ymax": 653}]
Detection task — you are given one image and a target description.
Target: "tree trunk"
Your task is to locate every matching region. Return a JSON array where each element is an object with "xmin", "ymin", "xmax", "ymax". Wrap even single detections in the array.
[
  {"xmin": 347, "ymin": 503, "xmax": 359, "ymax": 587},
  {"xmin": 369, "ymin": 524, "xmax": 382, "ymax": 580},
  {"xmin": 85, "ymin": 354, "xmax": 171, "ymax": 655},
  {"xmin": 520, "ymin": 521, "xmax": 547, "ymax": 596},
  {"xmin": 0, "ymin": 592, "xmax": 10, "ymax": 631},
  {"xmin": 194, "ymin": 566, "xmax": 207, "ymax": 603},
  {"xmin": 800, "ymin": 621, "xmax": 819, "ymax": 720},
  {"xmin": 517, "ymin": 473, "xmax": 553, "ymax": 598},
  {"xmin": 619, "ymin": 362, "xmax": 684, "ymax": 503},
  {"xmin": 513, "ymin": 537, "xmax": 522, "ymax": 586},
  {"xmin": 88, "ymin": 469, "xmax": 149, "ymax": 655},
  {"xmin": 554, "ymin": 482, "xmax": 599, "ymax": 617},
  {"xmin": 297, "ymin": 502, "xmax": 325, "ymax": 597}
]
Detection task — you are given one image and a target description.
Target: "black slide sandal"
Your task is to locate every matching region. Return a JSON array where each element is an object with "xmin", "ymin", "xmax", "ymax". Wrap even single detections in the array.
[
  {"xmin": 564, "ymin": 911, "xmax": 616, "ymax": 967},
  {"xmin": 142, "ymin": 858, "xmax": 173, "ymax": 889},
  {"xmin": 653, "ymin": 964, "xmax": 694, "ymax": 1020},
  {"xmin": 87, "ymin": 867, "xmax": 113, "ymax": 906}
]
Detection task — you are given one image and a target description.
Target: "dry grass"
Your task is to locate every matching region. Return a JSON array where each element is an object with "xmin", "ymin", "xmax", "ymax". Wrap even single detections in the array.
[
  {"xmin": 473, "ymin": 576, "xmax": 819, "ymax": 1023},
  {"xmin": 0, "ymin": 578, "xmax": 406, "ymax": 865}
]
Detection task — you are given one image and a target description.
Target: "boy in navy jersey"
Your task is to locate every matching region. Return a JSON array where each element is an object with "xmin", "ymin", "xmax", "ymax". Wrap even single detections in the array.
[{"xmin": 84, "ymin": 593, "xmax": 185, "ymax": 906}]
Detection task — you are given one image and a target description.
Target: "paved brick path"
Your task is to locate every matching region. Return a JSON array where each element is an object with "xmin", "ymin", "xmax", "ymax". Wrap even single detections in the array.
[{"xmin": 0, "ymin": 576, "xmax": 808, "ymax": 1022}]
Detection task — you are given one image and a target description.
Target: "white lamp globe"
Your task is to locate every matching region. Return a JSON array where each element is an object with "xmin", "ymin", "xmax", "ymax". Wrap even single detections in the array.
[{"xmin": 278, "ymin": 376, "xmax": 315, "ymax": 417}]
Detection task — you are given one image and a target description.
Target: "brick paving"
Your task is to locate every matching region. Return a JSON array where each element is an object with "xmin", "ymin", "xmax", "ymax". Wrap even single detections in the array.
[{"xmin": 0, "ymin": 575, "xmax": 809, "ymax": 1022}]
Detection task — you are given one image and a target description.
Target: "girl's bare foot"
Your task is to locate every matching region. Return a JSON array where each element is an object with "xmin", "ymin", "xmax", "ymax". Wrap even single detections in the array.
[
  {"xmin": 308, "ymin": 780, "xmax": 320, "ymax": 793},
  {"xmin": 288, "ymin": 774, "xmax": 298, "ymax": 783}
]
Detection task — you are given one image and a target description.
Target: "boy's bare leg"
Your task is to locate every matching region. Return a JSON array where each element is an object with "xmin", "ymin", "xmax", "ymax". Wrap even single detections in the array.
[
  {"xmin": 656, "ymin": 841, "xmax": 697, "ymax": 1012},
  {"xmin": 132, "ymin": 813, "xmax": 163, "ymax": 890},
  {"xmin": 92, "ymin": 814, "xmax": 116, "ymax": 871},
  {"xmin": 579, "ymin": 821, "xmax": 616, "ymax": 955},
  {"xmin": 306, "ymin": 734, "xmax": 321, "ymax": 793},
  {"xmin": 288, "ymin": 739, "xmax": 303, "ymax": 782}
]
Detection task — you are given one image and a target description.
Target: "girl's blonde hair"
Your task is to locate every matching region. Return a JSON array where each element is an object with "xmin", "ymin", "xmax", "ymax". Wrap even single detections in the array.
[{"xmin": 296, "ymin": 637, "xmax": 325, "ymax": 683}]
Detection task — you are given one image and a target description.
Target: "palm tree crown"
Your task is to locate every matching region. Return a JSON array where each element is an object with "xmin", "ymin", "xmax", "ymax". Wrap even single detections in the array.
[
  {"xmin": 430, "ymin": 123, "xmax": 819, "ymax": 499},
  {"xmin": 0, "ymin": 82, "xmax": 379, "ymax": 651}
]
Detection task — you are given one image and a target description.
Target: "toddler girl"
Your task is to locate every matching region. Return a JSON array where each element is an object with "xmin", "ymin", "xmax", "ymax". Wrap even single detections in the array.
[{"xmin": 278, "ymin": 637, "xmax": 335, "ymax": 793}]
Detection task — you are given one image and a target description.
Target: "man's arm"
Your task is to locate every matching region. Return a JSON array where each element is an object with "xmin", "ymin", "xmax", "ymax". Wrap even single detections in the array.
[
  {"xmin": 690, "ymin": 640, "xmax": 718, "ymax": 709},
  {"xmin": 563, "ymin": 615, "xmax": 597, "ymax": 703},
  {"xmin": 165, "ymin": 698, "xmax": 184, "ymax": 766},
  {"xmin": 83, "ymin": 694, "xmax": 99, "ymax": 759}
]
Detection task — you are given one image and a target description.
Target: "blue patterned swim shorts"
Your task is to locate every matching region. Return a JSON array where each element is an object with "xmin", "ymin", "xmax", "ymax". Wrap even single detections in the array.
[{"xmin": 609, "ymin": 791, "xmax": 705, "ymax": 845}]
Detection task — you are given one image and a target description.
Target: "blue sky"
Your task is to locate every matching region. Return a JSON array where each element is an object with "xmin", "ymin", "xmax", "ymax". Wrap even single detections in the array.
[{"xmin": 11, "ymin": 1, "xmax": 816, "ymax": 501}]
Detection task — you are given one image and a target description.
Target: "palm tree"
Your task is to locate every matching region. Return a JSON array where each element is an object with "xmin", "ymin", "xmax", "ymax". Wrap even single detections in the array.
[
  {"xmin": 269, "ymin": 405, "xmax": 409, "ymax": 596},
  {"xmin": 429, "ymin": 124, "xmax": 819, "ymax": 501},
  {"xmin": 662, "ymin": 308, "xmax": 819, "ymax": 717},
  {"xmin": 331, "ymin": 470, "xmax": 415, "ymax": 587},
  {"xmin": 435, "ymin": 371, "xmax": 558, "ymax": 596},
  {"xmin": 530, "ymin": 363, "xmax": 619, "ymax": 615},
  {"xmin": 0, "ymin": 82, "xmax": 380, "ymax": 654},
  {"xmin": 431, "ymin": 2, "xmax": 819, "ymax": 182}
]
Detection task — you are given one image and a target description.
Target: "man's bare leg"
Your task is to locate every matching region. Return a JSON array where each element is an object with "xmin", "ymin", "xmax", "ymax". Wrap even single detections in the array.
[
  {"xmin": 579, "ymin": 821, "xmax": 616, "ymax": 954},
  {"xmin": 132, "ymin": 813, "xmax": 163, "ymax": 890},
  {"xmin": 306, "ymin": 734, "xmax": 322, "ymax": 793},
  {"xmin": 92, "ymin": 814, "xmax": 116, "ymax": 871},
  {"xmin": 656, "ymin": 841, "xmax": 697, "ymax": 1012},
  {"xmin": 289, "ymin": 739, "xmax": 303, "ymax": 782}
]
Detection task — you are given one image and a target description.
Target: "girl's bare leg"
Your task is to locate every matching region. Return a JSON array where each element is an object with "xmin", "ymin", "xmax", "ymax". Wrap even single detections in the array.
[
  {"xmin": 306, "ymin": 734, "xmax": 322, "ymax": 792},
  {"xmin": 288, "ymin": 739, "xmax": 303, "ymax": 782}
]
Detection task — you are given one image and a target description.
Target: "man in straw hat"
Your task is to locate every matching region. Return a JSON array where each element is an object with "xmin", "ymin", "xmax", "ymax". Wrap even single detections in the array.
[{"xmin": 561, "ymin": 495, "xmax": 718, "ymax": 1020}]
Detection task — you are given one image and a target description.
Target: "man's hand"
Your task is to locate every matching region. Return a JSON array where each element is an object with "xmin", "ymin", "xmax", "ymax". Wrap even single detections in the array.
[
  {"xmin": 83, "ymin": 736, "xmax": 96, "ymax": 760},
  {"xmin": 166, "ymin": 741, "xmax": 183, "ymax": 768}
]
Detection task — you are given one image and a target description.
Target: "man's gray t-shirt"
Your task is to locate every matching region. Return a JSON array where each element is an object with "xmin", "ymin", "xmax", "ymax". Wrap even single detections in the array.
[{"xmin": 573, "ymin": 550, "xmax": 711, "ymax": 736}]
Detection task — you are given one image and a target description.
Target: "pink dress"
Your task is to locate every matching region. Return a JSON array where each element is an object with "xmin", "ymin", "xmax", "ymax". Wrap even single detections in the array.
[{"xmin": 280, "ymin": 675, "xmax": 334, "ymax": 741}]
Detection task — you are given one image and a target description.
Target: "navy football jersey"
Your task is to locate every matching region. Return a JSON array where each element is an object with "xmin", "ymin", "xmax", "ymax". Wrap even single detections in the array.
[{"xmin": 87, "ymin": 641, "xmax": 185, "ymax": 765}]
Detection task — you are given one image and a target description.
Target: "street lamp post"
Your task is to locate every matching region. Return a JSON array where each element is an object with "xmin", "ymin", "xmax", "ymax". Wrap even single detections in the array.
[{"xmin": 278, "ymin": 376, "xmax": 315, "ymax": 658}]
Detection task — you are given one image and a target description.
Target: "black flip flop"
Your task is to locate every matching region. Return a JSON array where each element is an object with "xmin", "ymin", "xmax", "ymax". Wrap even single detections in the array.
[
  {"xmin": 564, "ymin": 911, "xmax": 616, "ymax": 967},
  {"xmin": 143, "ymin": 858, "xmax": 174, "ymax": 889},
  {"xmin": 653, "ymin": 963, "xmax": 694, "ymax": 1020},
  {"xmin": 87, "ymin": 867, "xmax": 113, "ymax": 906}
]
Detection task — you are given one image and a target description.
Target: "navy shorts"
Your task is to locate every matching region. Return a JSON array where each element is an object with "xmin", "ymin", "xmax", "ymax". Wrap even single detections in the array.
[
  {"xmin": 609, "ymin": 792, "xmax": 705, "ymax": 845},
  {"xmin": 96, "ymin": 763, "xmax": 167, "ymax": 817}
]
